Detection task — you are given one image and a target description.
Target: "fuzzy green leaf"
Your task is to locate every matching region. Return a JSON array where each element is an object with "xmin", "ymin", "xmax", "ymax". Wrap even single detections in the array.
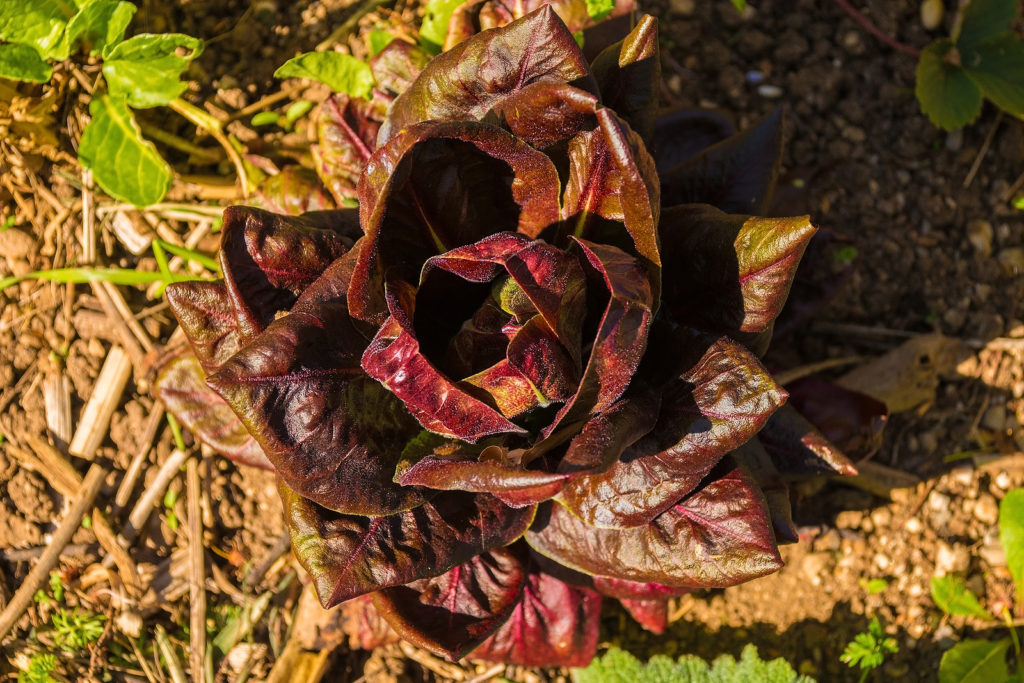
[
  {"xmin": 78, "ymin": 95, "xmax": 173, "ymax": 207},
  {"xmin": 0, "ymin": 44, "xmax": 52, "ymax": 83},
  {"xmin": 420, "ymin": 0, "xmax": 463, "ymax": 52},
  {"xmin": 572, "ymin": 644, "xmax": 812, "ymax": 683},
  {"xmin": 961, "ymin": 32, "xmax": 1024, "ymax": 118},
  {"xmin": 930, "ymin": 575, "xmax": 995, "ymax": 620},
  {"xmin": 955, "ymin": 0, "xmax": 1018, "ymax": 52},
  {"xmin": 915, "ymin": 39, "xmax": 983, "ymax": 131},
  {"xmin": 999, "ymin": 488, "xmax": 1024, "ymax": 599},
  {"xmin": 102, "ymin": 33, "xmax": 203, "ymax": 108},
  {"xmin": 0, "ymin": 0, "xmax": 75, "ymax": 60},
  {"xmin": 66, "ymin": 0, "xmax": 136, "ymax": 57},
  {"xmin": 938, "ymin": 639, "xmax": 1011, "ymax": 683},
  {"xmin": 274, "ymin": 52, "xmax": 375, "ymax": 99}
]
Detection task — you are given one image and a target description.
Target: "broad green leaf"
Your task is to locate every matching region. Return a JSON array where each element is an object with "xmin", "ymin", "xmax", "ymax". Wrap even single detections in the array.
[
  {"xmin": 274, "ymin": 52, "xmax": 374, "ymax": 99},
  {"xmin": 0, "ymin": 0, "xmax": 75, "ymax": 60},
  {"xmin": 915, "ymin": 39, "xmax": 983, "ymax": 130},
  {"xmin": 65, "ymin": 0, "xmax": 136, "ymax": 56},
  {"xmin": 955, "ymin": 0, "xmax": 1017, "ymax": 51},
  {"xmin": 78, "ymin": 96, "xmax": 173, "ymax": 207},
  {"xmin": 930, "ymin": 575, "xmax": 994, "ymax": 620},
  {"xmin": 961, "ymin": 32, "xmax": 1024, "ymax": 118},
  {"xmin": 585, "ymin": 0, "xmax": 615, "ymax": 21},
  {"xmin": 0, "ymin": 44, "xmax": 52, "ymax": 83},
  {"xmin": 573, "ymin": 644, "xmax": 812, "ymax": 683},
  {"xmin": 938, "ymin": 639, "xmax": 1011, "ymax": 683},
  {"xmin": 419, "ymin": 0, "xmax": 463, "ymax": 52},
  {"xmin": 102, "ymin": 33, "xmax": 203, "ymax": 108},
  {"xmin": 369, "ymin": 29, "xmax": 396, "ymax": 56},
  {"xmin": 999, "ymin": 489, "xmax": 1024, "ymax": 599}
]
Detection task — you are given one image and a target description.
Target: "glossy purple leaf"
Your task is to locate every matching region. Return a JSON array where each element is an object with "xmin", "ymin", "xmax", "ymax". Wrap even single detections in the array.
[
  {"xmin": 759, "ymin": 403, "xmax": 858, "ymax": 477},
  {"xmin": 659, "ymin": 204, "xmax": 816, "ymax": 343},
  {"xmin": 280, "ymin": 482, "xmax": 535, "ymax": 607},
  {"xmin": 165, "ymin": 281, "xmax": 240, "ymax": 373},
  {"xmin": 380, "ymin": 7, "xmax": 596, "ymax": 144},
  {"xmin": 353, "ymin": 121, "xmax": 561, "ymax": 324},
  {"xmin": 661, "ymin": 108, "xmax": 783, "ymax": 214},
  {"xmin": 208, "ymin": 247, "xmax": 431, "ymax": 516},
  {"xmin": 485, "ymin": 82, "xmax": 598, "ymax": 149},
  {"xmin": 591, "ymin": 575, "xmax": 691, "ymax": 600},
  {"xmin": 556, "ymin": 334, "xmax": 786, "ymax": 528},
  {"xmin": 361, "ymin": 279, "xmax": 526, "ymax": 441},
  {"xmin": 544, "ymin": 239, "xmax": 653, "ymax": 435},
  {"xmin": 649, "ymin": 108, "xmax": 735, "ymax": 173},
  {"xmin": 369, "ymin": 39, "xmax": 431, "ymax": 96},
  {"xmin": 556, "ymin": 391, "xmax": 659, "ymax": 474},
  {"xmin": 785, "ymin": 376, "xmax": 889, "ymax": 460},
  {"xmin": 397, "ymin": 454, "xmax": 569, "ymax": 507},
  {"xmin": 337, "ymin": 594, "xmax": 400, "ymax": 650},
  {"xmin": 216, "ymin": 205, "xmax": 357, "ymax": 343},
  {"xmin": 312, "ymin": 94, "xmax": 379, "ymax": 206},
  {"xmin": 155, "ymin": 353, "xmax": 274, "ymax": 470},
  {"xmin": 468, "ymin": 569, "xmax": 601, "ymax": 667},
  {"xmin": 590, "ymin": 15, "xmax": 660, "ymax": 141},
  {"xmin": 733, "ymin": 439, "xmax": 798, "ymax": 544},
  {"xmin": 619, "ymin": 598, "xmax": 667, "ymax": 634},
  {"xmin": 256, "ymin": 166, "xmax": 335, "ymax": 215},
  {"xmin": 372, "ymin": 546, "xmax": 528, "ymax": 660},
  {"xmin": 561, "ymin": 109, "xmax": 661, "ymax": 272},
  {"xmin": 526, "ymin": 465, "xmax": 784, "ymax": 587}
]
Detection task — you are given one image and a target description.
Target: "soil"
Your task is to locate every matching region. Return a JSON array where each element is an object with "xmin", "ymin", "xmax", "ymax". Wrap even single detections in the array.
[{"xmin": 1, "ymin": 0, "xmax": 1023, "ymax": 682}]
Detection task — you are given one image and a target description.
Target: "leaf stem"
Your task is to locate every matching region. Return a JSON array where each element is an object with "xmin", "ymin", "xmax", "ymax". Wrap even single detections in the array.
[
  {"xmin": 168, "ymin": 98, "xmax": 250, "ymax": 197},
  {"xmin": 831, "ymin": 0, "xmax": 922, "ymax": 58}
]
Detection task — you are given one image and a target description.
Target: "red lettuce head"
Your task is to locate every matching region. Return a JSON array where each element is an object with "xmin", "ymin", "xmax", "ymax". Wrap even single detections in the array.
[{"xmin": 158, "ymin": 7, "xmax": 857, "ymax": 667}]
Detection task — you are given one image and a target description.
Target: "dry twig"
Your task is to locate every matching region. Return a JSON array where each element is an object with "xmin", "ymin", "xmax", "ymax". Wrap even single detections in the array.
[
  {"xmin": 187, "ymin": 457, "xmax": 208, "ymax": 683},
  {"xmin": 69, "ymin": 344, "xmax": 133, "ymax": 460}
]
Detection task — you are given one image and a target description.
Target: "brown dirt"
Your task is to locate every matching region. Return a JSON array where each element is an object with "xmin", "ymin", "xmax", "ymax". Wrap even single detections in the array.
[{"xmin": 1, "ymin": 0, "xmax": 1023, "ymax": 681}]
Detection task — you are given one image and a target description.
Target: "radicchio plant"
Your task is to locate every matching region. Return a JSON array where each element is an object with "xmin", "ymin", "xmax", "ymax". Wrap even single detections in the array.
[{"xmin": 157, "ymin": 8, "xmax": 860, "ymax": 667}]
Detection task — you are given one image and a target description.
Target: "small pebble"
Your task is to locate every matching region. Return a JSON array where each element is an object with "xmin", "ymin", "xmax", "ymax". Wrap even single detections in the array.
[
  {"xmin": 757, "ymin": 84, "xmax": 783, "ymax": 98},
  {"xmin": 946, "ymin": 128, "xmax": 963, "ymax": 152},
  {"xmin": 967, "ymin": 219, "xmax": 994, "ymax": 256},
  {"xmin": 904, "ymin": 517, "xmax": 924, "ymax": 533},
  {"xmin": 981, "ymin": 404, "xmax": 1006, "ymax": 431},
  {"xmin": 974, "ymin": 494, "xmax": 999, "ymax": 525},
  {"xmin": 835, "ymin": 510, "xmax": 863, "ymax": 530},
  {"xmin": 995, "ymin": 472, "xmax": 1012, "ymax": 490},
  {"xmin": 934, "ymin": 540, "xmax": 970, "ymax": 576},
  {"xmin": 998, "ymin": 247, "xmax": 1024, "ymax": 276},
  {"xmin": 746, "ymin": 70, "xmax": 765, "ymax": 84}
]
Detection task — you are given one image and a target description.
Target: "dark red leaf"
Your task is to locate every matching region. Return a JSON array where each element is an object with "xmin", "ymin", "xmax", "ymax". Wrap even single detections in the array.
[
  {"xmin": 619, "ymin": 598, "xmax": 667, "ymax": 634},
  {"xmin": 255, "ymin": 166, "xmax": 335, "ymax": 215},
  {"xmin": 733, "ymin": 439, "xmax": 798, "ymax": 544},
  {"xmin": 397, "ymin": 454, "xmax": 568, "ymax": 507},
  {"xmin": 165, "ymin": 281, "xmax": 240, "ymax": 373},
  {"xmin": 208, "ymin": 247, "xmax": 430, "ymax": 515},
  {"xmin": 659, "ymin": 204, "xmax": 816, "ymax": 344},
  {"xmin": 155, "ymin": 353, "xmax": 274, "ymax": 470},
  {"xmin": 373, "ymin": 546, "xmax": 528, "ymax": 660},
  {"xmin": 660, "ymin": 108, "xmax": 784, "ymax": 214},
  {"xmin": 380, "ymin": 7, "xmax": 596, "ymax": 143},
  {"xmin": 649, "ymin": 108, "xmax": 735, "ymax": 173},
  {"xmin": 785, "ymin": 376, "xmax": 888, "ymax": 460},
  {"xmin": 759, "ymin": 403, "xmax": 858, "ymax": 477},
  {"xmin": 312, "ymin": 94, "xmax": 380, "ymax": 206},
  {"xmin": 468, "ymin": 570, "xmax": 601, "ymax": 667},
  {"xmin": 590, "ymin": 15, "xmax": 660, "ymax": 141},
  {"xmin": 556, "ymin": 334, "xmax": 786, "ymax": 528},
  {"xmin": 337, "ymin": 595, "xmax": 400, "ymax": 650},
  {"xmin": 369, "ymin": 39, "xmax": 431, "ymax": 96},
  {"xmin": 526, "ymin": 465, "xmax": 784, "ymax": 588},
  {"xmin": 353, "ymin": 121, "xmax": 561, "ymax": 324},
  {"xmin": 280, "ymin": 482, "xmax": 535, "ymax": 607},
  {"xmin": 485, "ymin": 82, "xmax": 598, "ymax": 149},
  {"xmin": 591, "ymin": 575, "xmax": 691, "ymax": 600}
]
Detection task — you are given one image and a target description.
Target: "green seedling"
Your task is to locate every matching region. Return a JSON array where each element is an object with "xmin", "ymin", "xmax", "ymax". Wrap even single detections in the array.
[
  {"xmin": 859, "ymin": 577, "xmax": 888, "ymax": 595},
  {"xmin": 50, "ymin": 608, "xmax": 106, "ymax": 652},
  {"xmin": 163, "ymin": 487, "xmax": 179, "ymax": 530},
  {"xmin": 574, "ymin": 644, "xmax": 812, "ymax": 683},
  {"xmin": 840, "ymin": 616, "xmax": 899, "ymax": 683},
  {"xmin": 17, "ymin": 653, "xmax": 57, "ymax": 683}
]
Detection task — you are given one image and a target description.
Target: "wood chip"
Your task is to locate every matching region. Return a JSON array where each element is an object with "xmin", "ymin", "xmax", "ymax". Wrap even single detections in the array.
[{"xmin": 42, "ymin": 372, "xmax": 72, "ymax": 447}]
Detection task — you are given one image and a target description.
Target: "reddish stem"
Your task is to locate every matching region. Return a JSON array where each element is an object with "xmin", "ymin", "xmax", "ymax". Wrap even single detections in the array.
[{"xmin": 832, "ymin": 0, "xmax": 922, "ymax": 58}]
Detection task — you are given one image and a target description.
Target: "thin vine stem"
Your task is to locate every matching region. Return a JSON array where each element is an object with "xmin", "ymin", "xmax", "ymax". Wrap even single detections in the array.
[{"xmin": 832, "ymin": 0, "xmax": 922, "ymax": 58}]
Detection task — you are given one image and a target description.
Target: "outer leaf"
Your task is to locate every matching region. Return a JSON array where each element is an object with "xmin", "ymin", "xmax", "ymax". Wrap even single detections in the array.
[
  {"xmin": 659, "ymin": 204, "xmax": 816, "ymax": 339},
  {"xmin": 591, "ymin": 576, "xmax": 691, "ymax": 600},
  {"xmin": 468, "ymin": 570, "xmax": 601, "ymax": 667},
  {"xmin": 256, "ymin": 167, "xmax": 336, "ymax": 215},
  {"xmin": 916, "ymin": 39, "xmax": 983, "ymax": 131},
  {"xmin": 397, "ymin": 455, "xmax": 569, "ymax": 507},
  {"xmin": 0, "ymin": 0, "xmax": 74, "ymax": 60},
  {"xmin": 337, "ymin": 595, "xmax": 400, "ymax": 650},
  {"xmin": 649, "ymin": 109, "xmax": 735, "ymax": 173},
  {"xmin": 759, "ymin": 404, "xmax": 858, "ymax": 477},
  {"xmin": 998, "ymin": 489, "xmax": 1024, "ymax": 599},
  {"xmin": 209, "ymin": 249, "xmax": 430, "ymax": 516},
  {"xmin": 485, "ymin": 82, "xmax": 598, "ymax": 149},
  {"xmin": 660, "ymin": 108, "xmax": 783, "ymax": 214},
  {"xmin": 955, "ymin": 0, "xmax": 1018, "ymax": 51},
  {"xmin": 529, "ymin": 465, "xmax": 783, "ymax": 587},
  {"xmin": 733, "ymin": 439, "xmax": 798, "ymax": 544},
  {"xmin": 961, "ymin": 32, "xmax": 1024, "ymax": 118},
  {"xmin": 155, "ymin": 353, "xmax": 273, "ymax": 470},
  {"xmin": 785, "ymin": 376, "xmax": 888, "ymax": 460},
  {"xmin": 938, "ymin": 639, "xmax": 1011, "ymax": 683},
  {"xmin": 379, "ymin": 6, "xmax": 596, "ymax": 143},
  {"xmin": 0, "ymin": 44, "xmax": 52, "ymax": 83},
  {"xmin": 557, "ymin": 335, "xmax": 786, "ymax": 528},
  {"xmin": 373, "ymin": 546, "xmax": 528, "ymax": 660},
  {"xmin": 353, "ymin": 120, "xmax": 561, "ymax": 324},
  {"xmin": 102, "ymin": 33, "xmax": 203, "ymax": 108},
  {"xmin": 275, "ymin": 52, "xmax": 375, "ymax": 100},
  {"xmin": 78, "ymin": 96, "xmax": 172, "ymax": 207},
  {"xmin": 280, "ymin": 482, "xmax": 535, "ymax": 607},
  {"xmin": 589, "ymin": 15, "xmax": 660, "ymax": 141},
  {"xmin": 369, "ymin": 39, "xmax": 431, "ymax": 95},
  {"xmin": 618, "ymin": 598, "xmax": 668, "ymax": 634},
  {"xmin": 312, "ymin": 94, "xmax": 379, "ymax": 205},
  {"xmin": 164, "ymin": 281, "xmax": 240, "ymax": 372},
  {"xmin": 930, "ymin": 576, "xmax": 994, "ymax": 620},
  {"xmin": 66, "ymin": 0, "xmax": 136, "ymax": 57}
]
